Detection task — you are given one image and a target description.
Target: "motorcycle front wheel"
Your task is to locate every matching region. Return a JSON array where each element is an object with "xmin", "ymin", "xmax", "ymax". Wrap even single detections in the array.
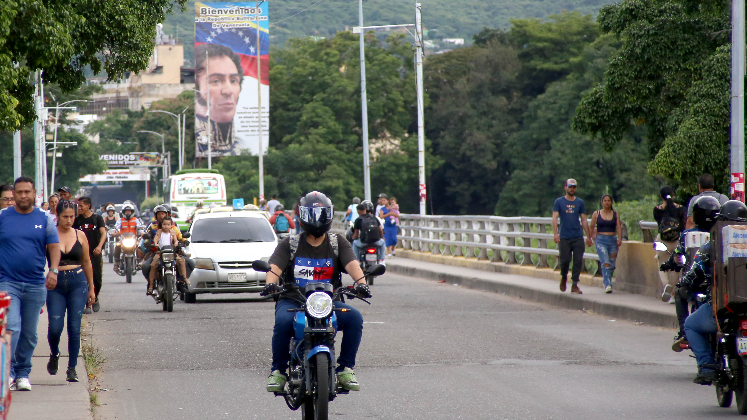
[
  {"xmin": 108, "ymin": 244, "xmax": 114, "ymax": 263},
  {"xmin": 162, "ymin": 272, "xmax": 174, "ymax": 312},
  {"xmin": 125, "ymin": 258, "xmax": 133, "ymax": 283},
  {"xmin": 313, "ymin": 353, "xmax": 329, "ymax": 420}
]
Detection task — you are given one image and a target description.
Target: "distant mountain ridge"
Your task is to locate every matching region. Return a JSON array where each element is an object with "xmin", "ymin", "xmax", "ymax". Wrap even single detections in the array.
[{"xmin": 162, "ymin": 0, "xmax": 617, "ymax": 65}]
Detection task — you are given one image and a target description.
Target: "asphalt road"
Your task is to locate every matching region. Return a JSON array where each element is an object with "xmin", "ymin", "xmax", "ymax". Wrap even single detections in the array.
[{"xmin": 89, "ymin": 260, "xmax": 739, "ymax": 420}]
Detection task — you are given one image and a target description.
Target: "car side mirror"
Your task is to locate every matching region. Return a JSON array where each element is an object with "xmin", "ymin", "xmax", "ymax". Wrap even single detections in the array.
[
  {"xmin": 252, "ymin": 260, "xmax": 272, "ymax": 272},
  {"xmin": 366, "ymin": 264, "xmax": 386, "ymax": 277},
  {"xmin": 653, "ymin": 241, "xmax": 669, "ymax": 252},
  {"xmin": 182, "ymin": 232, "xmax": 191, "ymax": 239}
]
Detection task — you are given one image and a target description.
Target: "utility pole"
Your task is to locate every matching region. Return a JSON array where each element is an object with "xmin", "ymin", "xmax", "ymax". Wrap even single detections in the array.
[
  {"xmin": 13, "ymin": 62, "xmax": 21, "ymax": 180},
  {"xmin": 256, "ymin": 1, "xmax": 265, "ymax": 201},
  {"xmin": 33, "ymin": 70, "xmax": 46, "ymax": 202},
  {"xmin": 415, "ymin": 3, "xmax": 427, "ymax": 215},
  {"xmin": 731, "ymin": 0, "xmax": 745, "ymax": 202},
  {"xmin": 358, "ymin": 0, "xmax": 372, "ymax": 202}
]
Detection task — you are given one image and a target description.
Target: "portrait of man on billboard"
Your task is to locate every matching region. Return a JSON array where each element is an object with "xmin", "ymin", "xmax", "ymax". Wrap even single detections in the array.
[{"xmin": 194, "ymin": 43, "xmax": 244, "ymax": 155}]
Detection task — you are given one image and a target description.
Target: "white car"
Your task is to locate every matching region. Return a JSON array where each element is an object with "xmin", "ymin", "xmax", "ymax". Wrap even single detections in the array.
[{"xmin": 183, "ymin": 211, "xmax": 278, "ymax": 303}]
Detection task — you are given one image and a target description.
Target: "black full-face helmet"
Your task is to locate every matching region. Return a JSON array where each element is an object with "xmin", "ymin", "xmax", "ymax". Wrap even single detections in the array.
[
  {"xmin": 298, "ymin": 191, "xmax": 334, "ymax": 238},
  {"xmin": 717, "ymin": 200, "xmax": 747, "ymax": 222},
  {"xmin": 692, "ymin": 196, "xmax": 721, "ymax": 232},
  {"xmin": 361, "ymin": 200, "xmax": 375, "ymax": 214}
]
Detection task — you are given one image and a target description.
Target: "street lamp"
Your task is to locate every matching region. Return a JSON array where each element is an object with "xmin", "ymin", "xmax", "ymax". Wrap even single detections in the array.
[
  {"xmin": 148, "ymin": 107, "xmax": 190, "ymax": 171},
  {"xmin": 49, "ymin": 99, "xmax": 92, "ymax": 194}
]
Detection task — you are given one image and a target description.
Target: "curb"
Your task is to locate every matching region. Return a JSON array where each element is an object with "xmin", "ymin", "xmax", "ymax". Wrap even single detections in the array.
[{"xmin": 386, "ymin": 262, "xmax": 678, "ymax": 329}]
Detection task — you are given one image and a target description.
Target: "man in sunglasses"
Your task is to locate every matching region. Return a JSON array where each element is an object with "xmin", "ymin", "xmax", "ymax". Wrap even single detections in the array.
[{"xmin": 0, "ymin": 184, "xmax": 14, "ymax": 210}]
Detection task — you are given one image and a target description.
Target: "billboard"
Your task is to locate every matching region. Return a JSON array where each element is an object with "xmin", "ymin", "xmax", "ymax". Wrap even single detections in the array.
[
  {"xmin": 194, "ymin": 2, "xmax": 269, "ymax": 157},
  {"xmin": 100, "ymin": 153, "xmax": 162, "ymax": 167}
]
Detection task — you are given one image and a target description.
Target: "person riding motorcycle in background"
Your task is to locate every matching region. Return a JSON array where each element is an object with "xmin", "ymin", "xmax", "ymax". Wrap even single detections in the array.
[
  {"xmin": 141, "ymin": 205, "xmax": 192, "ymax": 282},
  {"xmin": 113, "ymin": 203, "xmax": 144, "ymax": 274},
  {"xmin": 682, "ymin": 200, "xmax": 747, "ymax": 385},
  {"xmin": 261, "ymin": 191, "xmax": 371, "ymax": 394},
  {"xmin": 103, "ymin": 205, "xmax": 117, "ymax": 229},
  {"xmin": 351, "ymin": 200, "xmax": 386, "ymax": 263},
  {"xmin": 186, "ymin": 200, "xmax": 204, "ymax": 224},
  {"xmin": 661, "ymin": 196, "xmax": 721, "ymax": 351}
]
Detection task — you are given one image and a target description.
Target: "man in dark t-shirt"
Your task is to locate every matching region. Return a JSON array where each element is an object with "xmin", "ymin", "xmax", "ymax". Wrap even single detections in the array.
[
  {"xmin": 551, "ymin": 179, "xmax": 592, "ymax": 295},
  {"xmin": 262, "ymin": 191, "xmax": 371, "ymax": 395},
  {"xmin": 74, "ymin": 197, "xmax": 106, "ymax": 313}
]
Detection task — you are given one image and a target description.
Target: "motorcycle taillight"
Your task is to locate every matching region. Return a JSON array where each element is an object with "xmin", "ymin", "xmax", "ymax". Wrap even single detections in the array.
[
  {"xmin": 740, "ymin": 319, "xmax": 747, "ymax": 331},
  {"xmin": 366, "ymin": 248, "xmax": 377, "ymax": 254}
]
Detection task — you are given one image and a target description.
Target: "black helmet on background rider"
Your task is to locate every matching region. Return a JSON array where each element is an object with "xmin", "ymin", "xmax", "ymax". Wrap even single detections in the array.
[
  {"xmin": 298, "ymin": 191, "xmax": 334, "ymax": 238},
  {"xmin": 122, "ymin": 203, "xmax": 135, "ymax": 220},
  {"xmin": 275, "ymin": 204, "xmax": 285, "ymax": 213},
  {"xmin": 361, "ymin": 200, "xmax": 374, "ymax": 214},
  {"xmin": 692, "ymin": 196, "xmax": 721, "ymax": 232},
  {"xmin": 153, "ymin": 205, "xmax": 169, "ymax": 222},
  {"xmin": 717, "ymin": 200, "xmax": 747, "ymax": 222}
]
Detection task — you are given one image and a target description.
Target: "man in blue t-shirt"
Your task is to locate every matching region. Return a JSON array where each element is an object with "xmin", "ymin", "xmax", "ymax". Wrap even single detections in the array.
[
  {"xmin": 0, "ymin": 177, "xmax": 59, "ymax": 391},
  {"xmin": 551, "ymin": 178, "xmax": 592, "ymax": 295}
]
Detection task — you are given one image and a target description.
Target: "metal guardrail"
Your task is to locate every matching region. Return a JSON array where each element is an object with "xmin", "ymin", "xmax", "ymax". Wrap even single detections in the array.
[{"xmin": 332, "ymin": 212, "xmax": 606, "ymax": 275}]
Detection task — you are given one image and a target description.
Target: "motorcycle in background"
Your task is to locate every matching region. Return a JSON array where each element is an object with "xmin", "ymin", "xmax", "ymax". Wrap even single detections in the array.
[
  {"xmin": 357, "ymin": 245, "xmax": 382, "ymax": 286},
  {"xmin": 253, "ymin": 260, "xmax": 385, "ymax": 420},
  {"xmin": 111, "ymin": 227, "xmax": 144, "ymax": 284},
  {"xmin": 142, "ymin": 232, "xmax": 190, "ymax": 312}
]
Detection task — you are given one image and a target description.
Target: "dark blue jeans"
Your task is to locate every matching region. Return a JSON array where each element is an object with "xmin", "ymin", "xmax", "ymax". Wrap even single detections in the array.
[
  {"xmin": 271, "ymin": 298, "xmax": 363, "ymax": 373},
  {"xmin": 0, "ymin": 280, "xmax": 47, "ymax": 380},
  {"xmin": 47, "ymin": 268, "xmax": 88, "ymax": 369},
  {"xmin": 684, "ymin": 302, "xmax": 717, "ymax": 371}
]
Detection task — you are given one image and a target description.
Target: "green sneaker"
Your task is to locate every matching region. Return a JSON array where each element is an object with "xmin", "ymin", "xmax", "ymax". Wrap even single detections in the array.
[
  {"xmin": 336, "ymin": 367, "xmax": 360, "ymax": 391},
  {"xmin": 267, "ymin": 370, "xmax": 287, "ymax": 392}
]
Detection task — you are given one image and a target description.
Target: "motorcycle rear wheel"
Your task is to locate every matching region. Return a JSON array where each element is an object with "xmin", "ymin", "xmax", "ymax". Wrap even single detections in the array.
[
  {"xmin": 716, "ymin": 352, "xmax": 733, "ymax": 408},
  {"xmin": 125, "ymin": 258, "xmax": 133, "ymax": 283},
  {"xmin": 735, "ymin": 358, "xmax": 747, "ymax": 414},
  {"xmin": 162, "ymin": 273, "xmax": 174, "ymax": 312}
]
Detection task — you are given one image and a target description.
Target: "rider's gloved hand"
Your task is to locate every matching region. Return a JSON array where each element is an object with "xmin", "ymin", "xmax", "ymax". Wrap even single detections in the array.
[
  {"xmin": 261, "ymin": 283, "xmax": 281, "ymax": 296},
  {"xmin": 355, "ymin": 282, "xmax": 372, "ymax": 298}
]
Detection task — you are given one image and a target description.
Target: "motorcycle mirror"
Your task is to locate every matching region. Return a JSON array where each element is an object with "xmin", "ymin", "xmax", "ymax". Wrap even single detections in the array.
[
  {"xmin": 252, "ymin": 260, "xmax": 272, "ymax": 272},
  {"xmin": 366, "ymin": 264, "xmax": 386, "ymax": 277},
  {"xmin": 653, "ymin": 241, "xmax": 669, "ymax": 252},
  {"xmin": 182, "ymin": 232, "xmax": 191, "ymax": 239},
  {"xmin": 678, "ymin": 254, "xmax": 687, "ymax": 265}
]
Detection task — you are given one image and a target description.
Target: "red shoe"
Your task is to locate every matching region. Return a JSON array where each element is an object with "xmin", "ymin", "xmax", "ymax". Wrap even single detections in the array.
[
  {"xmin": 571, "ymin": 285, "xmax": 583, "ymax": 294},
  {"xmin": 559, "ymin": 278, "xmax": 567, "ymax": 292}
]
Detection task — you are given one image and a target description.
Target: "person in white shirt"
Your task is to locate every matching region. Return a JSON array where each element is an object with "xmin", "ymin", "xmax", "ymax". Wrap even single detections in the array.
[{"xmin": 267, "ymin": 194, "xmax": 281, "ymax": 215}]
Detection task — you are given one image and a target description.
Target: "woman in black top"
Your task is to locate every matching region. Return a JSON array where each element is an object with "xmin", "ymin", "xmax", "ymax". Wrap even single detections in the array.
[
  {"xmin": 45, "ymin": 200, "xmax": 95, "ymax": 383},
  {"xmin": 590, "ymin": 195, "xmax": 622, "ymax": 293},
  {"xmin": 653, "ymin": 186, "xmax": 686, "ymax": 303}
]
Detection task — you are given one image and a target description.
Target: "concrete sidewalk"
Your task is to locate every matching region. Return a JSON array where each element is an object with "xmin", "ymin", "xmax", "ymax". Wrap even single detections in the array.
[
  {"xmin": 385, "ymin": 256, "xmax": 678, "ymax": 329},
  {"xmin": 7, "ymin": 307, "xmax": 92, "ymax": 420}
]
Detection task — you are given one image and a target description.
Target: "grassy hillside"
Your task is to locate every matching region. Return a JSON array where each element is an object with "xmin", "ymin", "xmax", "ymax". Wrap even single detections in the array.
[{"xmin": 162, "ymin": 0, "xmax": 617, "ymax": 65}]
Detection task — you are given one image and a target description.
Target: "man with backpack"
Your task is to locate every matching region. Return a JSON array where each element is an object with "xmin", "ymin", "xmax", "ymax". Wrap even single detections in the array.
[
  {"xmin": 351, "ymin": 201, "xmax": 386, "ymax": 263},
  {"xmin": 269, "ymin": 204, "xmax": 294, "ymax": 235}
]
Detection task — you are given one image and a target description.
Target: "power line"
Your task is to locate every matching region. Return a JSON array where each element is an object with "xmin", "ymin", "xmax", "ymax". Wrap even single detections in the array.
[{"xmin": 275, "ymin": 0, "xmax": 327, "ymax": 24}]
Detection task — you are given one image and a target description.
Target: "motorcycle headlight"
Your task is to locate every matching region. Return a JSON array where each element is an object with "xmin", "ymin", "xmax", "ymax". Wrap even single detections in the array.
[
  {"xmin": 161, "ymin": 252, "xmax": 174, "ymax": 263},
  {"xmin": 122, "ymin": 238, "xmax": 136, "ymax": 248},
  {"xmin": 306, "ymin": 292, "xmax": 333, "ymax": 319}
]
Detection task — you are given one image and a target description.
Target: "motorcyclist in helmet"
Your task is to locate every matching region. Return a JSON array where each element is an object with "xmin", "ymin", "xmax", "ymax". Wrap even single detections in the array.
[
  {"xmin": 103, "ymin": 205, "xmax": 118, "ymax": 229},
  {"xmin": 187, "ymin": 200, "xmax": 204, "ymax": 224},
  {"xmin": 351, "ymin": 200, "xmax": 386, "ymax": 263},
  {"xmin": 113, "ymin": 203, "xmax": 144, "ymax": 273},
  {"xmin": 683, "ymin": 199, "xmax": 747, "ymax": 384},
  {"xmin": 269, "ymin": 204, "xmax": 295, "ymax": 236},
  {"xmin": 141, "ymin": 205, "xmax": 186, "ymax": 277},
  {"xmin": 261, "ymin": 191, "xmax": 371, "ymax": 393},
  {"xmin": 661, "ymin": 196, "xmax": 721, "ymax": 352}
]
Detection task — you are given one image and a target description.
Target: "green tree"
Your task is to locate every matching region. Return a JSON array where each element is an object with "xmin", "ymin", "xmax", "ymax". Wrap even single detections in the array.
[
  {"xmin": 1, "ymin": 0, "xmax": 187, "ymax": 131},
  {"xmin": 572, "ymin": 0, "xmax": 731, "ymax": 194}
]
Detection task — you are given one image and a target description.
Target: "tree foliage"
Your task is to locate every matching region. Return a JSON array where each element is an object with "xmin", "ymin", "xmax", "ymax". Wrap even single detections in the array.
[
  {"xmin": 572, "ymin": 0, "xmax": 731, "ymax": 194},
  {"xmin": 0, "ymin": 0, "xmax": 187, "ymax": 131}
]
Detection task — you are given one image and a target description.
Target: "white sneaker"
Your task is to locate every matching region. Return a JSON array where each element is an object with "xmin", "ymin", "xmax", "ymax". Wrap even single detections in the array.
[
  {"xmin": 661, "ymin": 284, "xmax": 673, "ymax": 302},
  {"xmin": 378, "ymin": 260, "xmax": 386, "ymax": 266},
  {"xmin": 15, "ymin": 377, "xmax": 31, "ymax": 391},
  {"xmin": 9, "ymin": 380, "xmax": 15, "ymax": 391},
  {"xmin": 605, "ymin": 285, "xmax": 612, "ymax": 294},
  {"xmin": 387, "ymin": 254, "xmax": 393, "ymax": 258}
]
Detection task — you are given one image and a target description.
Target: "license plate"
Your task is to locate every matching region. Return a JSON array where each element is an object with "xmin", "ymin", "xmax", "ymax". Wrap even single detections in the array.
[
  {"xmin": 227, "ymin": 273, "xmax": 247, "ymax": 283},
  {"xmin": 365, "ymin": 254, "xmax": 378, "ymax": 262},
  {"xmin": 739, "ymin": 338, "xmax": 747, "ymax": 356}
]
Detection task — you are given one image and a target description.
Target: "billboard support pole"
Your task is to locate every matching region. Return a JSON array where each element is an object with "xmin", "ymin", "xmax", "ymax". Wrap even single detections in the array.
[
  {"xmin": 359, "ymin": 0, "xmax": 371, "ymax": 203},
  {"xmin": 257, "ymin": 1, "xmax": 265, "ymax": 201},
  {"xmin": 206, "ymin": 49, "xmax": 212, "ymax": 170}
]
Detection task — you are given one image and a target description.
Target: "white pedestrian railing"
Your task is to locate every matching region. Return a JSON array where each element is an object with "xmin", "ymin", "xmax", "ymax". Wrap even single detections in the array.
[{"xmin": 332, "ymin": 212, "xmax": 606, "ymax": 275}]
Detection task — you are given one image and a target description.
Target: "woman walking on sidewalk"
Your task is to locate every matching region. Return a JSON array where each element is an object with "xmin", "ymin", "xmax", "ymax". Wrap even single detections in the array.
[
  {"xmin": 590, "ymin": 194, "xmax": 622, "ymax": 293},
  {"xmin": 46, "ymin": 200, "xmax": 95, "ymax": 382}
]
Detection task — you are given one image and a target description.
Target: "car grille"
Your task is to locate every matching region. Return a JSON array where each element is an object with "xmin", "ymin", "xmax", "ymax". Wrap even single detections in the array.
[
  {"xmin": 218, "ymin": 261, "xmax": 253, "ymax": 269},
  {"xmin": 196, "ymin": 279, "xmax": 266, "ymax": 288}
]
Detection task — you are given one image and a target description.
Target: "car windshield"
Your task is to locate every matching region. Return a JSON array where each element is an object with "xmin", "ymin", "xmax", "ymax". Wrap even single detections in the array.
[{"xmin": 191, "ymin": 217, "xmax": 275, "ymax": 243}]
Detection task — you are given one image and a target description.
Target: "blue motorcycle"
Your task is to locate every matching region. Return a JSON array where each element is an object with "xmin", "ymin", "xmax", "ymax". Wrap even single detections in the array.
[{"xmin": 252, "ymin": 260, "xmax": 385, "ymax": 420}]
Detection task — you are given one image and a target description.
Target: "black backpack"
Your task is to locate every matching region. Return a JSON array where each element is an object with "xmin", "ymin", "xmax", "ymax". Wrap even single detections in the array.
[
  {"xmin": 658, "ymin": 210, "xmax": 683, "ymax": 242},
  {"xmin": 359, "ymin": 214, "xmax": 381, "ymax": 243}
]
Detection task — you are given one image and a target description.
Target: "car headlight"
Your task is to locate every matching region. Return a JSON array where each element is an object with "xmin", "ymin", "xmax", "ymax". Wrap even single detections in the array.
[
  {"xmin": 306, "ymin": 292, "xmax": 333, "ymax": 319},
  {"xmin": 122, "ymin": 237, "xmax": 136, "ymax": 248},
  {"xmin": 194, "ymin": 258, "xmax": 214, "ymax": 270}
]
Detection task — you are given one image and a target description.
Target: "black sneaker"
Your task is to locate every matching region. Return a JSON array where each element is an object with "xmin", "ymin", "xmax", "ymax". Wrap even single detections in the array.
[
  {"xmin": 92, "ymin": 298, "xmax": 100, "ymax": 312},
  {"xmin": 693, "ymin": 368, "xmax": 717, "ymax": 385},
  {"xmin": 47, "ymin": 354, "xmax": 59, "ymax": 375},
  {"xmin": 66, "ymin": 367, "xmax": 79, "ymax": 382}
]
